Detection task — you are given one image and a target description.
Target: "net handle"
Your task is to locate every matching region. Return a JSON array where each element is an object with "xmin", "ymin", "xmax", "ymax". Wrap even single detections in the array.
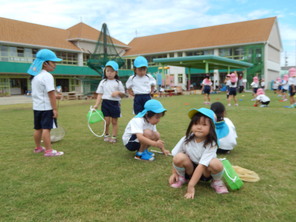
[{"xmin": 87, "ymin": 106, "xmax": 106, "ymax": 137}]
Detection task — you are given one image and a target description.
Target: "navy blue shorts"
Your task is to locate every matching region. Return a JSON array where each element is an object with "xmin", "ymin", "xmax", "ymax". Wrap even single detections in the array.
[
  {"xmin": 229, "ymin": 87, "xmax": 237, "ymax": 96},
  {"xmin": 101, "ymin": 100, "xmax": 121, "ymax": 118},
  {"xmin": 125, "ymin": 134, "xmax": 140, "ymax": 151},
  {"xmin": 203, "ymin": 85, "xmax": 211, "ymax": 94},
  {"xmin": 253, "ymin": 88, "xmax": 258, "ymax": 94},
  {"xmin": 34, "ymin": 110, "xmax": 57, "ymax": 130},
  {"xmin": 289, "ymin": 86, "xmax": 295, "ymax": 96},
  {"xmin": 134, "ymin": 94, "xmax": 151, "ymax": 115},
  {"xmin": 185, "ymin": 161, "xmax": 212, "ymax": 181}
]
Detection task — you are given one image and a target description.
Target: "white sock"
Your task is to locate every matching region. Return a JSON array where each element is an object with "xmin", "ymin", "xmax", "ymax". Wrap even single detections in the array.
[
  {"xmin": 211, "ymin": 169, "xmax": 224, "ymax": 180},
  {"xmin": 173, "ymin": 163, "xmax": 185, "ymax": 178}
]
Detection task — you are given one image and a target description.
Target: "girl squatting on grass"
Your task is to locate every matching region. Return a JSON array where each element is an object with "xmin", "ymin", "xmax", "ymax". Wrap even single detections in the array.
[
  {"xmin": 122, "ymin": 99, "xmax": 170, "ymax": 161},
  {"xmin": 94, "ymin": 61, "xmax": 126, "ymax": 143},
  {"xmin": 126, "ymin": 56, "xmax": 156, "ymax": 115},
  {"xmin": 27, "ymin": 49, "xmax": 64, "ymax": 157},
  {"xmin": 169, "ymin": 108, "xmax": 228, "ymax": 199}
]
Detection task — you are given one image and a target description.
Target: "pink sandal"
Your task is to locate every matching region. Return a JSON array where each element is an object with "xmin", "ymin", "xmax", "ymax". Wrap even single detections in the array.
[
  {"xmin": 34, "ymin": 147, "xmax": 46, "ymax": 153},
  {"xmin": 170, "ymin": 176, "xmax": 187, "ymax": 188},
  {"xmin": 211, "ymin": 180, "xmax": 229, "ymax": 194},
  {"xmin": 44, "ymin": 149, "xmax": 64, "ymax": 157}
]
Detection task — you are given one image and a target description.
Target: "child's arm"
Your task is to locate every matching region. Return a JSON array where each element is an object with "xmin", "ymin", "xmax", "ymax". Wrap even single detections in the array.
[
  {"xmin": 136, "ymin": 133, "xmax": 170, "ymax": 155},
  {"xmin": 184, "ymin": 164, "xmax": 205, "ymax": 199},
  {"xmin": 127, "ymin": 88, "xmax": 134, "ymax": 97},
  {"xmin": 111, "ymin": 91, "xmax": 127, "ymax": 98},
  {"xmin": 150, "ymin": 85, "xmax": 155, "ymax": 94},
  {"xmin": 94, "ymin": 94, "xmax": 102, "ymax": 109},
  {"xmin": 48, "ymin": 90, "xmax": 58, "ymax": 118}
]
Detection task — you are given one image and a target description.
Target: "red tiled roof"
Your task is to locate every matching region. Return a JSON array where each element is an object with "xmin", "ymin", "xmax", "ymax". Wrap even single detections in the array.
[
  {"xmin": 124, "ymin": 17, "xmax": 276, "ymax": 56},
  {"xmin": 0, "ymin": 17, "xmax": 128, "ymax": 51}
]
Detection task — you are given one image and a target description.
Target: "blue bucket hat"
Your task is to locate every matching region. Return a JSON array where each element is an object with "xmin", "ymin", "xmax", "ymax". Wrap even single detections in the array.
[
  {"xmin": 134, "ymin": 56, "xmax": 148, "ymax": 68},
  {"xmin": 27, "ymin": 49, "xmax": 62, "ymax": 76},
  {"xmin": 188, "ymin": 107, "xmax": 216, "ymax": 123},
  {"xmin": 136, "ymin": 99, "xmax": 167, "ymax": 117},
  {"xmin": 105, "ymin": 61, "xmax": 119, "ymax": 71}
]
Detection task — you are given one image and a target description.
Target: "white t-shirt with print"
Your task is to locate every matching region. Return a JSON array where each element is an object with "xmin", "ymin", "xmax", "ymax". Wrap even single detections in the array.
[
  {"xmin": 171, "ymin": 136, "xmax": 217, "ymax": 167},
  {"xmin": 96, "ymin": 79, "xmax": 125, "ymax": 101},
  {"xmin": 31, "ymin": 70, "xmax": 55, "ymax": 111},
  {"xmin": 126, "ymin": 74, "xmax": 156, "ymax": 94},
  {"xmin": 122, "ymin": 117, "xmax": 157, "ymax": 145}
]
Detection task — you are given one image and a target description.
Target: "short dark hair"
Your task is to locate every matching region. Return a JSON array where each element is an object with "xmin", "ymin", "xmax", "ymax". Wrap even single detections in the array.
[{"xmin": 144, "ymin": 111, "xmax": 166, "ymax": 122}]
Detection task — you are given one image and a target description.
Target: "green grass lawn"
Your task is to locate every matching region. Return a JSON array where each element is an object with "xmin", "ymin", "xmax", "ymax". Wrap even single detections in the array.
[{"xmin": 0, "ymin": 91, "xmax": 295, "ymax": 221}]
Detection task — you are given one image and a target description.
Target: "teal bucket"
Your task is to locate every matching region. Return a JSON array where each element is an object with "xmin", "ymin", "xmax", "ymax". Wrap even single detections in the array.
[{"xmin": 87, "ymin": 110, "xmax": 104, "ymax": 124}]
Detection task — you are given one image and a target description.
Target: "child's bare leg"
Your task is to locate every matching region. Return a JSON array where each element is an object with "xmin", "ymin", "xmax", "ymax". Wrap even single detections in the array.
[
  {"xmin": 104, "ymin": 117, "xmax": 111, "ymax": 135},
  {"xmin": 207, "ymin": 158, "xmax": 224, "ymax": 175},
  {"xmin": 42, "ymin": 129, "xmax": 52, "ymax": 151},
  {"xmin": 111, "ymin": 118, "xmax": 118, "ymax": 137},
  {"xmin": 143, "ymin": 129, "xmax": 160, "ymax": 141},
  {"xmin": 173, "ymin": 153, "xmax": 194, "ymax": 175},
  {"xmin": 34, "ymin": 129, "xmax": 42, "ymax": 148}
]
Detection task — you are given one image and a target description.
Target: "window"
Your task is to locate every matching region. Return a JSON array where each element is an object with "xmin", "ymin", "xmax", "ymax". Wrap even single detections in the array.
[
  {"xmin": 178, "ymin": 74, "xmax": 183, "ymax": 84},
  {"xmin": 17, "ymin": 47, "xmax": 24, "ymax": 57}
]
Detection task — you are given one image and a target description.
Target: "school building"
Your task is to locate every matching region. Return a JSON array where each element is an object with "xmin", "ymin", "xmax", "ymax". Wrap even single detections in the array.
[{"xmin": 0, "ymin": 16, "xmax": 282, "ymax": 96}]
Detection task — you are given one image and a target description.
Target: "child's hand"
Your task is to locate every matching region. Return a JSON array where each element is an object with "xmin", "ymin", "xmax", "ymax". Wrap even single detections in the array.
[
  {"xmin": 155, "ymin": 140, "xmax": 164, "ymax": 149},
  {"xmin": 184, "ymin": 185, "xmax": 195, "ymax": 199},
  {"xmin": 169, "ymin": 173, "xmax": 179, "ymax": 185},
  {"xmin": 111, "ymin": 91, "xmax": 120, "ymax": 97},
  {"xmin": 162, "ymin": 149, "xmax": 171, "ymax": 156}
]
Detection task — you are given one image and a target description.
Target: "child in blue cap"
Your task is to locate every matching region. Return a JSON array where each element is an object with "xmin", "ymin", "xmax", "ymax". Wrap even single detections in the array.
[
  {"xmin": 94, "ymin": 61, "xmax": 126, "ymax": 143},
  {"xmin": 169, "ymin": 107, "xmax": 228, "ymax": 199},
  {"xmin": 27, "ymin": 49, "xmax": 64, "ymax": 157},
  {"xmin": 126, "ymin": 56, "xmax": 156, "ymax": 114},
  {"xmin": 122, "ymin": 99, "xmax": 170, "ymax": 161}
]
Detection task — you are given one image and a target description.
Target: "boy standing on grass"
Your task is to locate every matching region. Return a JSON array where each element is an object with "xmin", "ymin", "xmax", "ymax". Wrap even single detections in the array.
[{"xmin": 27, "ymin": 49, "xmax": 64, "ymax": 157}]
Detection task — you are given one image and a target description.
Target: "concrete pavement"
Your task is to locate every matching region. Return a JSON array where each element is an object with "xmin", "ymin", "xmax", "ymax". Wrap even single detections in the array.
[{"xmin": 0, "ymin": 95, "xmax": 32, "ymax": 105}]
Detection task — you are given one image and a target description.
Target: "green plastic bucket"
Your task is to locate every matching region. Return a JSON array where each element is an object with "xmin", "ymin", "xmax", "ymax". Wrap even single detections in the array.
[
  {"xmin": 221, "ymin": 159, "xmax": 244, "ymax": 190},
  {"xmin": 87, "ymin": 110, "xmax": 104, "ymax": 124}
]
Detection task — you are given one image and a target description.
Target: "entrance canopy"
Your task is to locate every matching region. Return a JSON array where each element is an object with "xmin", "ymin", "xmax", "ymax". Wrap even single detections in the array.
[{"xmin": 153, "ymin": 55, "xmax": 253, "ymax": 72}]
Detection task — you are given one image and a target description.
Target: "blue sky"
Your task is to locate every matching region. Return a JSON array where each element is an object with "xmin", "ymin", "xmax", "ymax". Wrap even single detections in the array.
[{"xmin": 0, "ymin": 0, "xmax": 295, "ymax": 66}]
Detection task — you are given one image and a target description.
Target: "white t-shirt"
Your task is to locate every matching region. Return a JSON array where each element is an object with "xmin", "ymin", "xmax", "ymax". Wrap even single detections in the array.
[
  {"xmin": 281, "ymin": 80, "xmax": 289, "ymax": 90},
  {"xmin": 225, "ymin": 79, "xmax": 231, "ymax": 87},
  {"xmin": 288, "ymin": 77, "xmax": 296, "ymax": 86},
  {"xmin": 256, "ymin": 94, "xmax": 270, "ymax": 102},
  {"xmin": 272, "ymin": 81, "xmax": 279, "ymax": 89},
  {"xmin": 126, "ymin": 74, "xmax": 156, "ymax": 94},
  {"xmin": 216, "ymin": 118, "xmax": 237, "ymax": 151},
  {"xmin": 31, "ymin": 70, "xmax": 55, "ymax": 111},
  {"xmin": 250, "ymin": 82, "xmax": 259, "ymax": 88},
  {"xmin": 122, "ymin": 117, "xmax": 157, "ymax": 145},
  {"xmin": 171, "ymin": 136, "xmax": 217, "ymax": 167},
  {"xmin": 96, "ymin": 79, "xmax": 125, "ymax": 101},
  {"xmin": 201, "ymin": 79, "xmax": 212, "ymax": 86}
]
